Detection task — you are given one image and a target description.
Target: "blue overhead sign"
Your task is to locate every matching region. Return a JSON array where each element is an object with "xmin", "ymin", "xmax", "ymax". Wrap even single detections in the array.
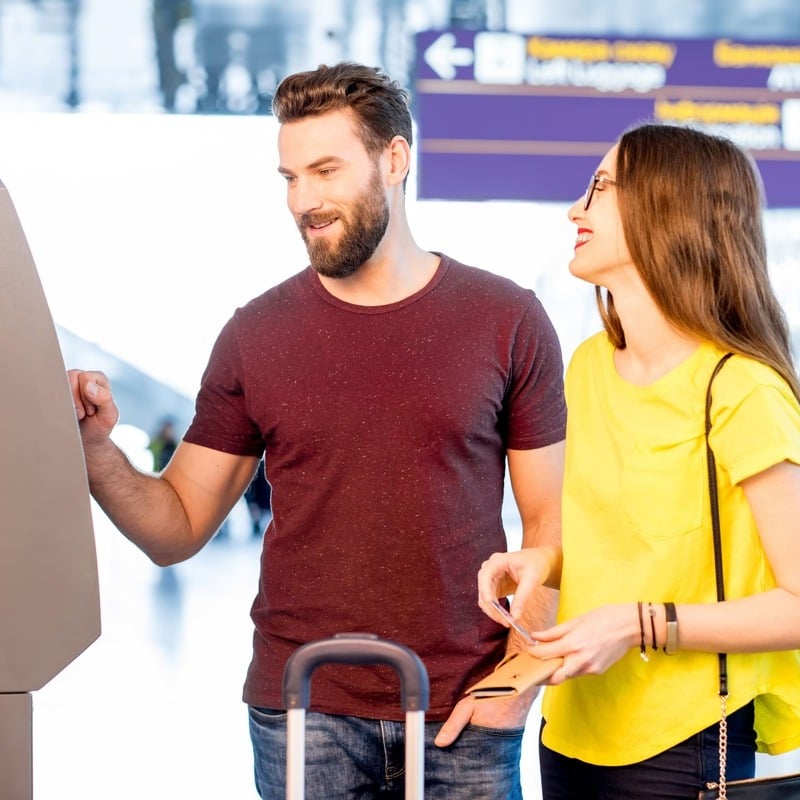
[{"xmin": 413, "ymin": 30, "xmax": 800, "ymax": 206}]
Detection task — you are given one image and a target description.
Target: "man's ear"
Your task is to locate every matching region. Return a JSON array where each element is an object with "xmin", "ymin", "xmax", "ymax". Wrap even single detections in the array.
[{"xmin": 385, "ymin": 135, "xmax": 411, "ymax": 187}]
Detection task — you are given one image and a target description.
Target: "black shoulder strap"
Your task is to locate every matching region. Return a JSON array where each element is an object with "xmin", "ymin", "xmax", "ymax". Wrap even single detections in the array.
[{"xmin": 704, "ymin": 352, "xmax": 734, "ymax": 696}]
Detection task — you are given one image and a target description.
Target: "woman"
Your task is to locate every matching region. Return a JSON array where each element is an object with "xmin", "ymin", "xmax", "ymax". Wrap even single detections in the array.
[{"xmin": 478, "ymin": 124, "xmax": 800, "ymax": 798}]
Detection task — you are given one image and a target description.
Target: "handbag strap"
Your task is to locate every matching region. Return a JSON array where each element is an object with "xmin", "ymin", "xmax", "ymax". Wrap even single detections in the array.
[
  {"xmin": 704, "ymin": 352, "xmax": 734, "ymax": 798},
  {"xmin": 705, "ymin": 352, "xmax": 734, "ymax": 695}
]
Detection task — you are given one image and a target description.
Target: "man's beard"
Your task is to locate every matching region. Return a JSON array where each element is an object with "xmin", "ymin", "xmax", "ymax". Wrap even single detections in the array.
[{"xmin": 299, "ymin": 170, "xmax": 390, "ymax": 279}]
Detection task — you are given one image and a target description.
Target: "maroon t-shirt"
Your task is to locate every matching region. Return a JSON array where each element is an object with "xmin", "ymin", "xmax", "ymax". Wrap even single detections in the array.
[{"xmin": 184, "ymin": 255, "xmax": 566, "ymax": 720}]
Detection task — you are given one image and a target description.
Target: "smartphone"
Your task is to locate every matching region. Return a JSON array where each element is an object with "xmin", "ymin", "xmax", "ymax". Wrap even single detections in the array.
[{"xmin": 491, "ymin": 599, "xmax": 538, "ymax": 645}]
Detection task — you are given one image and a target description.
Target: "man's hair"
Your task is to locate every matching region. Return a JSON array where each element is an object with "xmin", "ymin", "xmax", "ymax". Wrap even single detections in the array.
[
  {"xmin": 599, "ymin": 122, "xmax": 799, "ymax": 399},
  {"xmin": 272, "ymin": 62, "xmax": 413, "ymax": 157}
]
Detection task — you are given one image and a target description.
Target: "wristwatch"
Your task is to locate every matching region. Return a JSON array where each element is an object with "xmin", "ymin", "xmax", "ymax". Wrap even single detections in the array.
[{"xmin": 663, "ymin": 602, "xmax": 678, "ymax": 655}]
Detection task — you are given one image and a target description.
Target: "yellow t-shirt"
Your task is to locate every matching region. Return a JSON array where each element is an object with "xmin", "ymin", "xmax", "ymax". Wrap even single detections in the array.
[{"xmin": 541, "ymin": 333, "xmax": 800, "ymax": 765}]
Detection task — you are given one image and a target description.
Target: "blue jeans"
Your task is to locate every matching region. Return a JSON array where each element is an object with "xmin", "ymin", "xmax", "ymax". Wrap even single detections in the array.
[
  {"xmin": 539, "ymin": 701, "xmax": 756, "ymax": 799},
  {"xmin": 248, "ymin": 706, "xmax": 524, "ymax": 799}
]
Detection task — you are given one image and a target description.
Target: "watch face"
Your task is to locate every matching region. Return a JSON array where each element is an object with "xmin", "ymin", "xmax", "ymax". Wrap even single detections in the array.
[{"xmin": 664, "ymin": 602, "xmax": 678, "ymax": 654}]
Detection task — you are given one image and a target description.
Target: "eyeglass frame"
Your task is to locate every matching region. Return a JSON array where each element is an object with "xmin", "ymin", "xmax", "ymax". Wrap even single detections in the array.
[{"xmin": 584, "ymin": 174, "xmax": 618, "ymax": 210}]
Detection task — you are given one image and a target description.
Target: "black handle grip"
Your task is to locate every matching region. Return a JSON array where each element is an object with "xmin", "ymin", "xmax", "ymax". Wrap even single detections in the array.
[{"xmin": 282, "ymin": 633, "xmax": 430, "ymax": 712}]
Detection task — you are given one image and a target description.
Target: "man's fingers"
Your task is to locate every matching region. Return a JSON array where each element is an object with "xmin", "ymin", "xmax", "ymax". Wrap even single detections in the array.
[
  {"xmin": 433, "ymin": 696, "xmax": 474, "ymax": 748},
  {"xmin": 67, "ymin": 369, "xmax": 87, "ymax": 418},
  {"xmin": 68, "ymin": 370, "xmax": 118, "ymax": 429}
]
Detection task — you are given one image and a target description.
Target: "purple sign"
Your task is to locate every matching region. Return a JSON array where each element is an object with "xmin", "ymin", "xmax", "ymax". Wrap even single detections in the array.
[{"xmin": 413, "ymin": 30, "xmax": 800, "ymax": 206}]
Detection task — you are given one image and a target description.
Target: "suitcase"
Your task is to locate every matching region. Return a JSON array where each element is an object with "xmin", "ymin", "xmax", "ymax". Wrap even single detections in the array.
[{"xmin": 281, "ymin": 633, "xmax": 430, "ymax": 799}]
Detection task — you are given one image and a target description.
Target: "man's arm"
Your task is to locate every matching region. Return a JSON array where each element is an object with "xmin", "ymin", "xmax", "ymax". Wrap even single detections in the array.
[
  {"xmin": 504, "ymin": 442, "xmax": 564, "ymax": 647},
  {"xmin": 434, "ymin": 440, "xmax": 564, "ymax": 746},
  {"xmin": 70, "ymin": 369, "xmax": 259, "ymax": 566}
]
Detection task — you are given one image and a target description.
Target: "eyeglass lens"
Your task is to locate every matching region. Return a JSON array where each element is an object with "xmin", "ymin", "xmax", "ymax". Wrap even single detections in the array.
[{"xmin": 584, "ymin": 175, "xmax": 597, "ymax": 210}]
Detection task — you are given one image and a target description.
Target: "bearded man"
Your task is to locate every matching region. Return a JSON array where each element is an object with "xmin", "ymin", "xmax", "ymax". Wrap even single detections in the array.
[{"xmin": 69, "ymin": 62, "xmax": 566, "ymax": 799}]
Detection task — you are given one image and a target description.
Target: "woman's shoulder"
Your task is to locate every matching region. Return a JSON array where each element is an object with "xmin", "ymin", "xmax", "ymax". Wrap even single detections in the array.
[
  {"xmin": 702, "ymin": 350, "xmax": 800, "ymax": 457},
  {"xmin": 710, "ymin": 350, "xmax": 797, "ymax": 405},
  {"xmin": 569, "ymin": 331, "xmax": 613, "ymax": 367}
]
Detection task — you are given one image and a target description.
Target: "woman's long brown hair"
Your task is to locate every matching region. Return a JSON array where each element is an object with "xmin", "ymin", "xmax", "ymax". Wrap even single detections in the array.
[{"xmin": 598, "ymin": 123, "xmax": 800, "ymax": 400}]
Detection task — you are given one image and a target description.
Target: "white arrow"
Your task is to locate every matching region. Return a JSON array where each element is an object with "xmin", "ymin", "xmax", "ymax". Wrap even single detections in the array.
[{"xmin": 424, "ymin": 33, "xmax": 474, "ymax": 80}]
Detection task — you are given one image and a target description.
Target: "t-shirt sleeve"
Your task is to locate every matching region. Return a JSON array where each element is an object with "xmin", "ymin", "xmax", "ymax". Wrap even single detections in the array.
[
  {"xmin": 503, "ymin": 295, "xmax": 567, "ymax": 450},
  {"xmin": 712, "ymin": 379, "xmax": 800, "ymax": 486},
  {"xmin": 183, "ymin": 313, "xmax": 265, "ymax": 457}
]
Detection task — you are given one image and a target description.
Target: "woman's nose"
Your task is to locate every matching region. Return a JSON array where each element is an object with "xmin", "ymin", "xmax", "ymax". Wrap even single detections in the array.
[{"xmin": 567, "ymin": 196, "xmax": 583, "ymax": 223}]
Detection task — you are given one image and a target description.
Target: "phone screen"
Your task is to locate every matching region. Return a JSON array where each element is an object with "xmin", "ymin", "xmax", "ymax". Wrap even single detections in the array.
[{"xmin": 491, "ymin": 599, "xmax": 538, "ymax": 645}]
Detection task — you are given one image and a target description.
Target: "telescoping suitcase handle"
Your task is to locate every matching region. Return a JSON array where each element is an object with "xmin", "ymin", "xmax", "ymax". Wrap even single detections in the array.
[{"xmin": 282, "ymin": 633, "xmax": 430, "ymax": 800}]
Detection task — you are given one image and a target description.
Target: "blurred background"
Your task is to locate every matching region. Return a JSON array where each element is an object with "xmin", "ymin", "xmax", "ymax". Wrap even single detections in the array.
[{"xmin": 1, "ymin": 1, "xmax": 799, "ymax": 797}]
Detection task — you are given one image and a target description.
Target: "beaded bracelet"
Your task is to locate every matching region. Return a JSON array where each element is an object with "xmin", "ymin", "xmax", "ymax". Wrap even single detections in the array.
[
  {"xmin": 647, "ymin": 602, "xmax": 658, "ymax": 651},
  {"xmin": 637, "ymin": 601, "xmax": 649, "ymax": 662}
]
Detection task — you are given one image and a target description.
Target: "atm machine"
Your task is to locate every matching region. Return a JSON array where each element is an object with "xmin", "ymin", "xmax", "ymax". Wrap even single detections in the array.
[{"xmin": 0, "ymin": 181, "xmax": 101, "ymax": 799}]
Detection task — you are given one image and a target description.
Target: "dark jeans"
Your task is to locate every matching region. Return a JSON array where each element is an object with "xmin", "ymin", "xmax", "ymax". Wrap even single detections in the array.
[
  {"xmin": 539, "ymin": 701, "xmax": 756, "ymax": 799},
  {"xmin": 248, "ymin": 706, "xmax": 524, "ymax": 799}
]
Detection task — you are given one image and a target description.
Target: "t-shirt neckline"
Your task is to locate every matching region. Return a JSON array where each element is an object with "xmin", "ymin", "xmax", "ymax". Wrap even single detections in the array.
[{"xmin": 306, "ymin": 253, "xmax": 449, "ymax": 314}]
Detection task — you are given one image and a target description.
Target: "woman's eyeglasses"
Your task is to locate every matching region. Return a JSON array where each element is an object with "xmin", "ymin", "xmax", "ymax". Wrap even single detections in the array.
[{"xmin": 584, "ymin": 174, "xmax": 618, "ymax": 210}]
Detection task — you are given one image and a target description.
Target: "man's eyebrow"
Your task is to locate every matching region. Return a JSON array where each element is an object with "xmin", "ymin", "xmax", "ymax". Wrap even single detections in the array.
[{"xmin": 278, "ymin": 156, "xmax": 346, "ymax": 177}]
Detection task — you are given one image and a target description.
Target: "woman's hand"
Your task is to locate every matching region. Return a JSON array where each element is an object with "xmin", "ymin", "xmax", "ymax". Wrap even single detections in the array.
[
  {"xmin": 530, "ymin": 604, "xmax": 640, "ymax": 680},
  {"xmin": 477, "ymin": 546, "xmax": 560, "ymax": 625}
]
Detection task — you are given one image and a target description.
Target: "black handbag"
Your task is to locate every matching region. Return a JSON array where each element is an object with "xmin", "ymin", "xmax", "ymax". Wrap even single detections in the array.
[
  {"xmin": 699, "ymin": 774, "xmax": 800, "ymax": 799},
  {"xmin": 697, "ymin": 354, "xmax": 800, "ymax": 799}
]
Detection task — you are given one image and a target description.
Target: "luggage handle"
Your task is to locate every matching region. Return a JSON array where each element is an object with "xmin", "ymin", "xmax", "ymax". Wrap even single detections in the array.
[
  {"xmin": 282, "ymin": 633, "xmax": 429, "ymax": 711},
  {"xmin": 282, "ymin": 634, "xmax": 430, "ymax": 800}
]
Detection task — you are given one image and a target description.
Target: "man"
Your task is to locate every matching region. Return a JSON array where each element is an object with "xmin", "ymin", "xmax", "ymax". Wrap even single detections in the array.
[{"xmin": 70, "ymin": 62, "xmax": 566, "ymax": 799}]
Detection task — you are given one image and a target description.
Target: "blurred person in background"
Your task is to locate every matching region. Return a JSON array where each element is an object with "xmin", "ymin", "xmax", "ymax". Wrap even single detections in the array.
[
  {"xmin": 244, "ymin": 457, "xmax": 271, "ymax": 536},
  {"xmin": 152, "ymin": 0, "xmax": 191, "ymax": 110},
  {"xmin": 148, "ymin": 416, "xmax": 178, "ymax": 471}
]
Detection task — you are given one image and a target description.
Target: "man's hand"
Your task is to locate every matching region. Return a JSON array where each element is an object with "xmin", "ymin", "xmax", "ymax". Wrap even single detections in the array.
[
  {"xmin": 433, "ymin": 689, "xmax": 536, "ymax": 747},
  {"xmin": 68, "ymin": 369, "xmax": 119, "ymax": 445}
]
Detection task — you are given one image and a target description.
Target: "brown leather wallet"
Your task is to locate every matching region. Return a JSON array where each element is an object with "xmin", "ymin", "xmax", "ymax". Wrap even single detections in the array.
[{"xmin": 464, "ymin": 651, "xmax": 564, "ymax": 699}]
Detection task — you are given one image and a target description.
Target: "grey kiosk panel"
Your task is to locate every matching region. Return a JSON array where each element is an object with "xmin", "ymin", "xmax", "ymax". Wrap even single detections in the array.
[{"xmin": 0, "ymin": 181, "xmax": 101, "ymax": 798}]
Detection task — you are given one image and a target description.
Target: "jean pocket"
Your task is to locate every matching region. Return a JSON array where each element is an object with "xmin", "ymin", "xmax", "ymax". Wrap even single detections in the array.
[
  {"xmin": 466, "ymin": 723, "xmax": 525, "ymax": 738},
  {"xmin": 248, "ymin": 706, "xmax": 287, "ymax": 723}
]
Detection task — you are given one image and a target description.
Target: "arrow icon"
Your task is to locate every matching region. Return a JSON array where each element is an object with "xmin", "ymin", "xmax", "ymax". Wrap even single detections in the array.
[{"xmin": 424, "ymin": 33, "xmax": 474, "ymax": 80}]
